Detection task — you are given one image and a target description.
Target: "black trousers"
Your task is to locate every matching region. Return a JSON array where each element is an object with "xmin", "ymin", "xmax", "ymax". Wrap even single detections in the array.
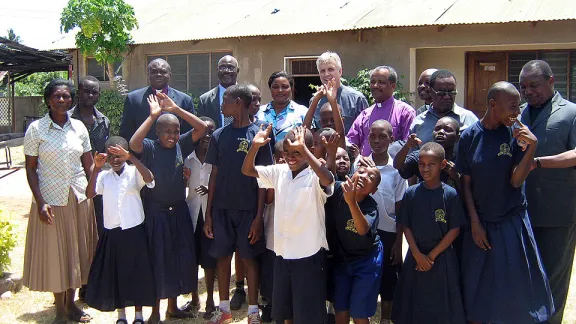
[
  {"xmin": 93, "ymin": 195, "xmax": 104, "ymax": 237},
  {"xmin": 533, "ymin": 224, "xmax": 576, "ymax": 324}
]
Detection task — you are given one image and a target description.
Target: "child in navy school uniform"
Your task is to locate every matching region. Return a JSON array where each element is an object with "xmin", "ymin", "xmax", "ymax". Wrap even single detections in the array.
[
  {"xmin": 391, "ymin": 142, "xmax": 467, "ymax": 324},
  {"xmin": 242, "ymin": 125, "xmax": 335, "ymax": 324},
  {"xmin": 129, "ymin": 92, "xmax": 207, "ymax": 324},
  {"xmin": 457, "ymin": 82, "xmax": 554, "ymax": 324},
  {"xmin": 203, "ymin": 85, "xmax": 273, "ymax": 324},
  {"xmin": 182, "ymin": 116, "xmax": 218, "ymax": 319},
  {"xmin": 394, "ymin": 116, "xmax": 461, "ymax": 190},
  {"xmin": 85, "ymin": 136, "xmax": 156, "ymax": 324},
  {"xmin": 325, "ymin": 160, "xmax": 384, "ymax": 324},
  {"xmin": 359, "ymin": 120, "xmax": 407, "ymax": 324}
]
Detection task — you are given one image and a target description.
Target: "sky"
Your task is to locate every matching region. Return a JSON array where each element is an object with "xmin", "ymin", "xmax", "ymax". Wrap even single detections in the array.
[{"xmin": 0, "ymin": 0, "xmax": 72, "ymax": 49}]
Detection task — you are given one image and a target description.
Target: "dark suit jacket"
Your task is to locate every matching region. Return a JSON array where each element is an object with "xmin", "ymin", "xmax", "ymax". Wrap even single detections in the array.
[
  {"xmin": 197, "ymin": 86, "xmax": 222, "ymax": 129},
  {"xmin": 520, "ymin": 92, "xmax": 576, "ymax": 227},
  {"xmin": 119, "ymin": 86, "xmax": 195, "ymax": 141}
]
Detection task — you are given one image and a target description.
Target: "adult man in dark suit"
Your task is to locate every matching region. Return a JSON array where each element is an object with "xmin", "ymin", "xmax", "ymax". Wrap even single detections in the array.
[
  {"xmin": 197, "ymin": 55, "xmax": 239, "ymax": 129},
  {"xmin": 119, "ymin": 58, "xmax": 195, "ymax": 141},
  {"xmin": 520, "ymin": 60, "xmax": 576, "ymax": 324}
]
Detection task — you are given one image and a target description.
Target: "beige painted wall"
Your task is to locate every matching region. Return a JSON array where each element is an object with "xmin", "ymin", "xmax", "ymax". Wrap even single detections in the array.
[
  {"xmin": 73, "ymin": 20, "xmax": 576, "ymax": 106},
  {"xmin": 14, "ymin": 96, "xmax": 42, "ymax": 133}
]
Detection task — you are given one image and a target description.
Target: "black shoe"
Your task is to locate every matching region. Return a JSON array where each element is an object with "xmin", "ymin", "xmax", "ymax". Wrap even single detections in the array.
[
  {"xmin": 78, "ymin": 285, "xmax": 87, "ymax": 303},
  {"xmin": 261, "ymin": 304, "xmax": 272, "ymax": 322},
  {"xmin": 326, "ymin": 313, "xmax": 336, "ymax": 324},
  {"xmin": 230, "ymin": 289, "xmax": 246, "ymax": 310}
]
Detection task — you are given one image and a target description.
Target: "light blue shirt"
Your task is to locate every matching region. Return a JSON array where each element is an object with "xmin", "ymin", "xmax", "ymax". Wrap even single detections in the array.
[{"xmin": 256, "ymin": 101, "xmax": 308, "ymax": 141}]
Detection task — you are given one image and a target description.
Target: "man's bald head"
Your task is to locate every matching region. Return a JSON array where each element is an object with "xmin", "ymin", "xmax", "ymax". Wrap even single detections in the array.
[
  {"xmin": 217, "ymin": 55, "xmax": 239, "ymax": 87},
  {"xmin": 487, "ymin": 81, "xmax": 520, "ymax": 104}
]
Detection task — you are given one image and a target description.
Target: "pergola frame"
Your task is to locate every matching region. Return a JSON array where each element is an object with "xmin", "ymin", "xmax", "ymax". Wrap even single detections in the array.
[{"xmin": 0, "ymin": 36, "xmax": 72, "ymax": 132}]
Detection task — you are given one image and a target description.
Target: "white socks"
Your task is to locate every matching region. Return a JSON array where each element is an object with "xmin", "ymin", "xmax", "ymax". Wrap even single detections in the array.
[
  {"xmin": 117, "ymin": 308, "xmax": 126, "ymax": 320},
  {"xmin": 220, "ymin": 300, "xmax": 231, "ymax": 313},
  {"xmin": 248, "ymin": 304, "xmax": 259, "ymax": 315},
  {"xmin": 135, "ymin": 311, "xmax": 143, "ymax": 320}
]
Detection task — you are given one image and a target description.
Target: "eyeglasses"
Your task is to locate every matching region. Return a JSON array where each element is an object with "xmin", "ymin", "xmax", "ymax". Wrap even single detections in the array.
[
  {"xmin": 218, "ymin": 65, "xmax": 237, "ymax": 72},
  {"xmin": 431, "ymin": 88, "xmax": 458, "ymax": 97}
]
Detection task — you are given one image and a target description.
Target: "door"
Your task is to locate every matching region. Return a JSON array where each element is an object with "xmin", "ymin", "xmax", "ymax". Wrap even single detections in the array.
[{"xmin": 465, "ymin": 52, "xmax": 507, "ymax": 118}]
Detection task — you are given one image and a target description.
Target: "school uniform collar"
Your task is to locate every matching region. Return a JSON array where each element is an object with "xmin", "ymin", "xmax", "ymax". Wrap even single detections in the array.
[
  {"xmin": 186, "ymin": 150, "xmax": 208, "ymax": 167},
  {"xmin": 367, "ymin": 153, "xmax": 393, "ymax": 169},
  {"xmin": 287, "ymin": 164, "xmax": 312, "ymax": 180},
  {"xmin": 69, "ymin": 105, "xmax": 106, "ymax": 123}
]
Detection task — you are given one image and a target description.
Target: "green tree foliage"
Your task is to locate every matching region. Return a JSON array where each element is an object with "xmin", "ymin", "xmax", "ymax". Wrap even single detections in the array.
[
  {"xmin": 5, "ymin": 28, "xmax": 22, "ymax": 43},
  {"xmin": 60, "ymin": 0, "xmax": 138, "ymax": 85},
  {"xmin": 14, "ymin": 72, "xmax": 67, "ymax": 97},
  {"xmin": 96, "ymin": 89, "xmax": 125, "ymax": 136},
  {"xmin": 0, "ymin": 208, "xmax": 17, "ymax": 273}
]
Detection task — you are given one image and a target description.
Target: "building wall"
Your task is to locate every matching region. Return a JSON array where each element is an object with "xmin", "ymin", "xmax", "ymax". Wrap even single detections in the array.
[
  {"xmin": 14, "ymin": 96, "xmax": 42, "ymax": 133},
  {"xmin": 73, "ymin": 20, "xmax": 576, "ymax": 106}
]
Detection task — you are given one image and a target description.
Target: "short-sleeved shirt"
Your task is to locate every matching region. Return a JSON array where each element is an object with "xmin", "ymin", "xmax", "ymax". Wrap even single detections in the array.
[
  {"xmin": 347, "ymin": 96, "xmax": 416, "ymax": 156},
  {"xmin": 184, "ymin": 151, "xmax": 212, "ymax": 230},
  {"xmin": 206, "ymin": 123, "xmax": 274, "ymax": 210},
  {"xmin": 256, "ymin": 164, "xmax": 334, "ymax": 259},
  {"xmin": 312, "ymin": 85, "xmax": 369, "ymax": 132},
  {"xmin": 369, "ymin": 154, "xmax": 408, "ymax": 233},
  {"xmin": 140, "ymin": 130, "xmax": 197, "ymax": 206},
  {"xmin": 68, "ymin": 105, "xmax": 110, "ymax": 154},
  {"xmin": 24, "ymin": 114, "xmax": 92, "ymax": 206},
  {"xmin": 326, "ymin": 181, "xmax": 380, "ymax": 263},
  {"xmin": 398, "ymin": 183, "xmax": 467, "ymax": 252},
  {"xmin": 456, "ymin": 122, "xmax": 526, "ymax": 223},
  {"xmin": 95, "ymin": 164, "xmax": 155, "ymax": 230},
  {"xmin": 410, "ymin": 104, "xmax": 479, "ymax": 145},
  {"xmin": 398, "ymin": 150, "xmax": 457, "ymax": 188},
  {"xmin": 256, "ymin": 101, "xmax": 308, "ymax": 141}
]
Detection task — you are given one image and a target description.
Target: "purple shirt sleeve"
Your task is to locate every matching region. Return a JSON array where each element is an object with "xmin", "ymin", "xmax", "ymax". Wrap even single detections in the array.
[{"xmin": 346, "ymin": 111, "xmax": 364, "ymax": 147}]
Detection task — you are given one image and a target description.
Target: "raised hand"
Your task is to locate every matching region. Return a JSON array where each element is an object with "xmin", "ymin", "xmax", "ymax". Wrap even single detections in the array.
[
  {"xmin": 342, "ymin": 175, "xmax": 358, "ymax": 205},
  {"xmin": 322, "ymin": 133, "xmax": 340, "ymax": 156},
  {"xmin": 286, "ymin": 126, "xmax": 307, "ymax": 152},
  {"xmin": 108, "ymin": 145, "xmax": 130, "ymax": 160},
  {"xmin": 147, "ymin": 94, "xmax": 162, "ymax": 118},
  {"xmin": 356, "ymin": 155, "xmax": 376, "ymax": 168},
  {"xmin": 93, "ymin": 151, "xmax": 108, "ymax": 168},
  {"xmin": 443, "ymin": 160, "xmax": 458, "ymax": 180},
  {"xmin": 512, "ymin": 119, "xmax": 537, "ymax": 151},
  {"xmin": 313, "ymin": 85, "xmax": 326, "ymax": 103},
  {"xmin": 326, "ymin": 80, "xmax": 338, "ymax": 103},
  {"xmin": 253, "ymin": 124, "xmax": 272, "ymax": 147},
  {"xmin": 349, "ymin": 143, "xmax": 360, "ymax": 160},
  {"xmin": 157, "ymin": 92, "xmax": 180, "ymax": 113},
  {"xmin": 406, "ymin": 134, "xmax": 422, "ymax": 149}
]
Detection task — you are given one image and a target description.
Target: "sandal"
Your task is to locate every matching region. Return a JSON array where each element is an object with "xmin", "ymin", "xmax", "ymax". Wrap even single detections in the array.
[
  {"xmin": 165, "ymin": 310, "xmax": 196, "ymax": 319},
  {"xmin": 132, "ymin": 320, "xmax": 145, "ymax": 324},
  {"xmin": 67, "ymin": 311, "xmax": 92, "ymax": 323},
  {"xmin": 203, "ymin": 304, "xmax": 217, "ymax": 320}
]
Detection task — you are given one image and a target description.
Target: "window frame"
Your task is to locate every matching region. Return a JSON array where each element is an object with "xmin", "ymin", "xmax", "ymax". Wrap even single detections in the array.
[
  {"xmin": 284, "ymin": 56, "xmax": 320, "ymax": 77},
  {"xmin": 85, "ymin": 57, "xmax": 122, "ymax": 82}
]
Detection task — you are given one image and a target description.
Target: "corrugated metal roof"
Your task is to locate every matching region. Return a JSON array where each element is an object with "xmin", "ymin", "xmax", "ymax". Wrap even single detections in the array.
[{"xmin": 48, "ymin": 0, "xmax": 576, "ymax": 49}]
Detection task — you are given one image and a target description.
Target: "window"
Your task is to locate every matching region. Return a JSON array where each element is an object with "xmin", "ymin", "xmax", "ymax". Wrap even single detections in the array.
[
  {"xmin": 507, "ymin": 50, "xmax": 576, "ymax": 102},
  {"xmin": 86, "ymin": 58, "xmax": 122, "ymax": 82},
  {"xmin": 284, "ymin": 56, "xmax": 319, "ymax": 76},
  {"xmin": 147, "ymin": 51, "xmax": 232, "ymax": 97}
]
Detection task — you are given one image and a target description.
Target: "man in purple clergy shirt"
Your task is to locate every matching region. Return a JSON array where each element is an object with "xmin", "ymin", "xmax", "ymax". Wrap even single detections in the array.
[{"xmin": 347, "ymin": 66, "xmax": 416, "ymax": 156}]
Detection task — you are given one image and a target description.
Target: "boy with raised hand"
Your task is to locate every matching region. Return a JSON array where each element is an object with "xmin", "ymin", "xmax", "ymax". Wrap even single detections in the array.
[{"xmin": 242, "ymin": 125, "xmax": 335, "ymax": 324}]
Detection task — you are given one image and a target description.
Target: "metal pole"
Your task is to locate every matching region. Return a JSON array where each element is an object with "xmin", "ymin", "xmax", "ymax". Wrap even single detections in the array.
[{"xmin": 10, "ymin": 72, "xmax": 15, "ymax": 133}]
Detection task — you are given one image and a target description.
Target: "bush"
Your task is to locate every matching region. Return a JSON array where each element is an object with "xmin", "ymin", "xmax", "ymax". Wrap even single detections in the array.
[
  {"xmin": 0, "ymin": 208, "xmax": 17, "ymax": 273},
  {"xmin": 97, "ymin": 89, "xmax": 125, "ymax": 136}
]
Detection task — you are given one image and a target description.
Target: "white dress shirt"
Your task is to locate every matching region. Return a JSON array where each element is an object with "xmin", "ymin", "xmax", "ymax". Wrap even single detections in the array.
[
  {"xmin": 95, "ymin": 164, "xmax": 155, "ymax": 230},
  {"xmin": 263, "ymin": 202, "xmax": 275, "ymax": 251},
  {"xmin": 256, "ymin": 164, "xmax": 334, "ymax": 259},
  {"xmin": 369, "ymin": 154, "xmax": 407, "ymax": 232},
  {"xmin": 184, "ymin": 151, "xmax": 212, "ymax": 231}
]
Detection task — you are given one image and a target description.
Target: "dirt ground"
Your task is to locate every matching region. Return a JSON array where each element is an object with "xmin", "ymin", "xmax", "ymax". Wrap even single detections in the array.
[{"xmin": 0, "ymin": 146, "xmax": 575, "ymax": 323}]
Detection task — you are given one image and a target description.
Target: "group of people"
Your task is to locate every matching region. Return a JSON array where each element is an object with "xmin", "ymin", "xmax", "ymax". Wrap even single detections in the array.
[{"xmin": 19, "ymin": 50, "xmax": 576, "ymax": 324}]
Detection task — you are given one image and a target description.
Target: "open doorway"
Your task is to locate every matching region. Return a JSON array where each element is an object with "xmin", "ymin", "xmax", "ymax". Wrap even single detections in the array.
[{"xmin": 285, "ymin": 56, "xmax": 322, "ymax": 107}]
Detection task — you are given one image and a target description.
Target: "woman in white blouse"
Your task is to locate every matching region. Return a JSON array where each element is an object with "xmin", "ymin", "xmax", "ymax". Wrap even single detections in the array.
[{"xmin": 22, "ymin": 79, "xmax": 97, "ymax": 324}]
